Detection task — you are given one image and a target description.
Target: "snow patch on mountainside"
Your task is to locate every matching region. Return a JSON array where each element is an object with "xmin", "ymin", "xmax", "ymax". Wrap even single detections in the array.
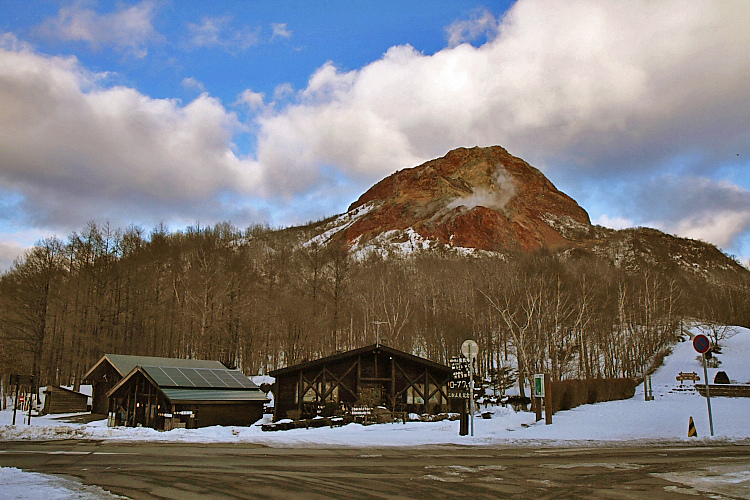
[{"xmin": 303, "ymin": 201, "xmax": 379, "ymax": 247}]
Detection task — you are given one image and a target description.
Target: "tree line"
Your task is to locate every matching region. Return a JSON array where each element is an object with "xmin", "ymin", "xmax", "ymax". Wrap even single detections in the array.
[{"xmin": 1, "ymin": 221, "xmax": 748, "ymax": 397}]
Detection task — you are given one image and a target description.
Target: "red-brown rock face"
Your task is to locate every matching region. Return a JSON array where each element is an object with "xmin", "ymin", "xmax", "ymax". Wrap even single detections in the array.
[{"xmin": 340, "ymin": 146, "xmax": 591, "ymax": 253}]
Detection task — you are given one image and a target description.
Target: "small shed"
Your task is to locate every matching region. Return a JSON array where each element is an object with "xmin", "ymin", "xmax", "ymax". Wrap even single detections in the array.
[
  {"xmin": 83, "ymin": 354, "xmax": 226, "ymax": 415},
  {"xmin": 106, "ymin": 365, "xmax": 268, "ymax": 430},
  {"xmin": 42, "ymin": 386, "xmax": 89, "ymax": 414},
  {"xmin": 270, "ymin": 344, "xmax": 453, "ymax": 421}
]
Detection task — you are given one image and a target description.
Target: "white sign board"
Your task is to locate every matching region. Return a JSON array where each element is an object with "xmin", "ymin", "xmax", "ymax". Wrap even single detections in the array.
[{"xmin": 461, "ymin": 339, "xmax": 478, "ymax": 360}]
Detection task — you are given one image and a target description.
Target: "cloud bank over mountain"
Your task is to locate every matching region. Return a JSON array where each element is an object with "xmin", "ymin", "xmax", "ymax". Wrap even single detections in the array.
[{"xmin": 1, "ymin": 0, "xmax": 749, "ymax": 267}]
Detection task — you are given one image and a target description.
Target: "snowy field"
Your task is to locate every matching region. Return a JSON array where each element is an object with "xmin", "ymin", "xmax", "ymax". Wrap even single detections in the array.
[{"xmin": 2, "ymin": 325, "xmax": 750, "ymax": 497}]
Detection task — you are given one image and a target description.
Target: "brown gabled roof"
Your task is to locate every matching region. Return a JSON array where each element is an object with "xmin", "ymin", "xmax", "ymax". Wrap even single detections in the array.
[{"xmin": 269, "ymin": 344, "xmax": 450, "ymax": 377}]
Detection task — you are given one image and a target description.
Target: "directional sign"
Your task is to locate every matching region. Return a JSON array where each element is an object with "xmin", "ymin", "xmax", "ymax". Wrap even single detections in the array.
[
  {"xmin": 449, "ymin": 356, "xmax": 470, "ymax": 380},
  {"xmin": 461, "ymin": 340, "xmax": 479, "ymax": 360},
  {"xmin": 693, "ymin": 334, "xmax": 711, "ymax": 354},
  {"xmin": 448, "ymin": 379, "xmax": 471, "ymax": 399}
]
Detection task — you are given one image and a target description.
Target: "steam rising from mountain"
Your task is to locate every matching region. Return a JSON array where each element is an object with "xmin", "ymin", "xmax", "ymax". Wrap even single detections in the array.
[{"xmin": 445, "ymin": 164, "xmax": 516, "ymax": 213}]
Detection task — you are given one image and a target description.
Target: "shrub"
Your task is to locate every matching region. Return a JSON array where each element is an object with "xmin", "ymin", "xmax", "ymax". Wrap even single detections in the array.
[{"xmin": 549, "ymin": 378, "xmax": 636, "ymax": 414}]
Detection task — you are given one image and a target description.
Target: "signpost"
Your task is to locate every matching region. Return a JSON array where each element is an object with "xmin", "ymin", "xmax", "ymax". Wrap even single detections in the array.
[
  {"xmin": 448, "ymin": 357, "xmax": 471, "ymax": 399},
  {"xmin": 532, "ymin": 373, "xmax": 552, "ymax": 424},
  {"xmin": 533, "ymin": 374, "xmax": 545, "ymax": 398},
  {"xmin": 448, "ymin": 356, "xmax": 470, "ymax": 435},
  {"xmin": 693, "ymin": 334, "xmax": 714, "ymax": 436},
  {"xmin": 461, "ymin": 340, "xmax": 478, "ymax": 437}
]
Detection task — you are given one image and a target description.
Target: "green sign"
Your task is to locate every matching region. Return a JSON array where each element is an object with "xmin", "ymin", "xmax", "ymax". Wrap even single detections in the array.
[{"xmin": 533, "ymin": 374, "xmax": 544, "ymax": 397}]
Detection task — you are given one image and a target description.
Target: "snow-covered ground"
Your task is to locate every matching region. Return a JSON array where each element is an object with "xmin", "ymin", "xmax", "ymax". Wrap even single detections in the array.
[
  {"xmin": 2, "ymin": 325, "xmax": 749, "ymax": 497},
  {"xmin": 0, "ymin": 467, "xmax": 125, "ymax": 499}
]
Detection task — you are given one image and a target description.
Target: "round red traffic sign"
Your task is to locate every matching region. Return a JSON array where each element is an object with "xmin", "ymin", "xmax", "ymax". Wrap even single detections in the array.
[{"xmin": 693, "ymin": 334, "xmax": 711, "ymax": 354}]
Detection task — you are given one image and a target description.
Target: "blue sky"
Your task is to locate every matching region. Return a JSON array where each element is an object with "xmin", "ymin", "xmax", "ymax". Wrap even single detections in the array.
[{"xmin": 1, "ymin": 0, "xmax": 749, "ymax": 271}]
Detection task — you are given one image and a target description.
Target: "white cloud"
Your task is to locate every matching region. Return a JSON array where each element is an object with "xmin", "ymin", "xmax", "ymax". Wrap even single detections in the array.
[
  {"xmin": 593, "ymin": 215, "xmax": 634, "ymax": 231},
  {"xmin": 0, "ymin": 41, "xmax": 264, "ymax": 232},
  {"xmin": 187, "ymin": 16, "xmax": 262, "ymax": 50},
  {"xmin": 4, "ymin": 1, "xmax": 750, "ymax": 260},
  {"xmin": 271, "ymin": 23, "xmax": 292, "ymax": 40},
  {"xmin": 38, "ymin": 1, "xmax": 159, "ymax": 58},
  {"xmin": 181, "ymin": 77, "xmax": 205, "ymax": 92},
  {"xmin": 248, "ymin": 0, "xmax": 750, "ymax": 252},
  {"xmin": 631, "ymin": 176, "xmax": 750, "ymax": 249},
  {"xmin": 0, "ymin": 33, "xmax": 33, "ymax": 52},
  {"xmin": 670, "ymin": 210, "xmax": 750, "ymax": 248},
  {"xmin": 0, "ymin": 239, "xmax": 28, "ymax": 274},
  {"xmin": 273, "ymin": 82, "xmax": 294, "ymax": 101},
  {"xmin": 445, "ymin": 7, "xmax": 499, "ymax": 47},
  {"xmin": 187, "ymin": 16, "xmax": 231, "ymax": 48},
  {"xmin": 237, "ymin": 88, "xmax": 265, "ymax": 111},
  {"xmin": 253, "ymin": 0, "xmax": 750, "ymax": 188},
  {"xmin": 186, "ymin": 17, "xmax": 287, "ymax": 51}
]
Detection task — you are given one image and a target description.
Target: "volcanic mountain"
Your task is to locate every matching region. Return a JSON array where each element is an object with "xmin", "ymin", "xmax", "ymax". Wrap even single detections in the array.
[
  {"xmin": 305, "ymin": 145, "xmax": 748, "ymax": 284},
  {"xmin": 314, "ymin": 145, "xmax": 591, "ymax": 253}
]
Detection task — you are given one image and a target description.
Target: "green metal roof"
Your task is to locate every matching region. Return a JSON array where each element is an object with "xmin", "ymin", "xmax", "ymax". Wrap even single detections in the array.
[
  {"xmin": 140, "ymin": 365, "xmax": 258, "ymax": 389},
  {"xmin": 104, "ymin": 354, "xmax": 225, "ymax": 376},
  {"xmin": 160, "ymin": 388, "xmax": 268, "ymax": 403}
]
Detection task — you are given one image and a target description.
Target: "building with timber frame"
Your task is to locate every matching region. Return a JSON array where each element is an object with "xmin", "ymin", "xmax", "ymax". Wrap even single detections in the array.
[{"xmin": 270, "ymin": 344, "xmax": 452, "ymax": 421}]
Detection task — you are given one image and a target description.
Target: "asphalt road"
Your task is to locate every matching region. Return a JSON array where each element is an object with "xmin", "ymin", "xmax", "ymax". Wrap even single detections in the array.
[{"xmin": 1, "ymin": 441, "xmax": 749, "ymax": 499}]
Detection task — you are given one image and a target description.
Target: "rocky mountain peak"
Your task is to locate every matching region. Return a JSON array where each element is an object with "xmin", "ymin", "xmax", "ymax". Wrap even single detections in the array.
[{"xmin": 339, "ymin": 146, "xmax": 591, "ymax": 252}]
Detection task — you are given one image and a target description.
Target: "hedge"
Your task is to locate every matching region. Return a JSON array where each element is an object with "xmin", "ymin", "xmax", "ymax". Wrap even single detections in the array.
[{"xmin": 548, "ymin": 377, "xmax": 637, "ymax": 414}]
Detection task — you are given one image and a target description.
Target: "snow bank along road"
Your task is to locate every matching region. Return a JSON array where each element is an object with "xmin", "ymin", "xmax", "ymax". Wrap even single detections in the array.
[{"xmin": 1, "ymin": 440, "xmax": 749, "ymax": 499}]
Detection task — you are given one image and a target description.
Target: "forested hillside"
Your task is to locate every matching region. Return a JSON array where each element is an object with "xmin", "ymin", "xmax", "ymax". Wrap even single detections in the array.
[{"xmin": 2, "ymin": 221, "xmax": 748, "ymax": 393}]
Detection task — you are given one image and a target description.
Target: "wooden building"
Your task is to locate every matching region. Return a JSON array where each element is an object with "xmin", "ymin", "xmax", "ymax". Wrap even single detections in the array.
[
  {"xmin": 83, "ymin": 354, "xmax": 226, "ymax": 415},
  {"xmin": 106, "ymin": 365, "xmax": 268, "ymax": 430},
  {"xmin": 41, "ymin": 386, "xmax": 89, "ymax": 414},
  {"xmin": 270, "ymin": 344, "xmax": 452, "ymax": 421}
]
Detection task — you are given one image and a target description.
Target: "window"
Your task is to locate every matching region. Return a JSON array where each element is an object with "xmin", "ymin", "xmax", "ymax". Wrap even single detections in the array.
[
  {"xmin": 407, "ymin": 386, "xmax": 424, "ymax": 405},
  {"xmin": 429, "ymin": 383, "xmax": 444, "ymax": 405}
]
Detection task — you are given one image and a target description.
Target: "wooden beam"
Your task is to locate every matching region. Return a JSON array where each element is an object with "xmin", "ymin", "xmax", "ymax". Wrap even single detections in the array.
[
  {"xmin": 300, "ymin": 368, "xmax": 326, "ymax": 403},
  {"xmin": 390, "ymin": 357, "xmax": 396, "ymax": 408},
  {"xmin": 321, "ymin": 362, "xmax": 358, "ymax": 401},
  {"xmin": 394, "ymin": 360, "xmax": 425, "ymax": 400}
]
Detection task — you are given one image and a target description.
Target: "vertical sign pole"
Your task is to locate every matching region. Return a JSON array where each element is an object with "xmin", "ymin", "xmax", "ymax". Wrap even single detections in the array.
[
  {"xmin": 702, "ymin": 353, "xmax": 714, "ymax": 436},
  {"xmin": 544, "ymin": 374, "xmax": 552, "ymax": 425},
  {"xmin": 461, "ymin": 340, "xmax": 479, "ymax": 437},
  {"xmin": 469, "ymin": 356, "xmax": 474, "ymax": 437}
]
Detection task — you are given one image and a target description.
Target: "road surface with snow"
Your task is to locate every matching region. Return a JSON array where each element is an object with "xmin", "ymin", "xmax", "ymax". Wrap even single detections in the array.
[{"xmin": 1, "ymin": 325, "xmax": 749, "ymax": 498}]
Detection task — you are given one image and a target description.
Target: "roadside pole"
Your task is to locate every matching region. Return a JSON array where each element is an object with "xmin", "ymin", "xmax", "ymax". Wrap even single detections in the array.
[
  {"xmin": 469, "ymin": 357, "xmax": 474, "ymax": 436},
  {"xmin": 461, "ymin": 340, "xmax": 479, "ymax": 437},
  {"xmin": 701, "ymin": 352, "xmax": 714, "ymax": 436},
  {"xmin": 693, "ymin": 334, "xmax": 714, "ymax": 437}
]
